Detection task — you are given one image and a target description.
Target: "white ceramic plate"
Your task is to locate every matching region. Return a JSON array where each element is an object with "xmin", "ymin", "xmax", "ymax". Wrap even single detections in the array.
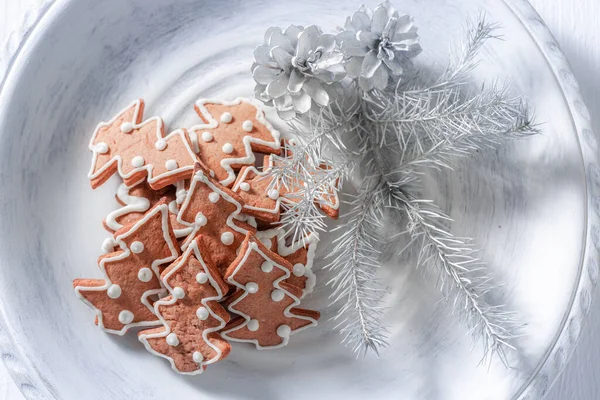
[{"xmin": 0, "ymin": 0, "xmax": 596, "ymax": 399}]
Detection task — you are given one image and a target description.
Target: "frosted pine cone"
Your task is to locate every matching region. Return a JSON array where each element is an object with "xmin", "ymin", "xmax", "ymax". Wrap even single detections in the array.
[
  {"xmin": 252, "ymin": 25, "xmax": 346, "ymax": 120},
  {"xmin": 337, "ymin": 1, "xmax": 422, "ymax": 91}
]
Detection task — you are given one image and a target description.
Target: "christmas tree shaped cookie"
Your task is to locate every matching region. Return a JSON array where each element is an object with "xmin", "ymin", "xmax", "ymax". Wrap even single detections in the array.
[
  {"xmin": 88, "ymin": 99, "xmax": 198, "ymax": 190},
  {"xmin": 190, "ymin": 98, "xmax": 281, "ymax": 187},
  {"xmin": 74, "ymin": 201, "xmax": 180, "ymax": 335},
  {"xmin": 177, "ymin": 164, "xmax": 256, "ymax": 273},
  {"xmin": 139, "ymin": 236, "xmax": 231, "ymax": 375},
  {"xmin": 256, "ymin": 228, "xmax": 319, "ymax": 298},
  {"xmin": 232, "ymin": 155, "xmax": 286, "ymax": 223},
  {"xmin": 221, "ymin": 232, "xmax": 320, "ymax": 349}
]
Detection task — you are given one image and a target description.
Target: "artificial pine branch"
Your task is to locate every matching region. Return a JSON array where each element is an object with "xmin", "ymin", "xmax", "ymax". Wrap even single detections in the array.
[
  {"xmin": 260, "ymin": 11, "xmax": 536, "ymax": 361},
  {"xmin": 444, "ymin": 15, "xmax": 502, "ymax": 85},
  {"xmin": 385, "ymin": 184, "xmax": 520, "ymax": 365},
  {"xmin": 327, "ymin": 180, "xmax": 389, "ymax": 356}
]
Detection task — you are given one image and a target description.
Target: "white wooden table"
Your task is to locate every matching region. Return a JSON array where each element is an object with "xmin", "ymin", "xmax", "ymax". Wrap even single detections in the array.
[{"xmin": 1, "ymin": 0, "xmax": 599, "ymax": 399}]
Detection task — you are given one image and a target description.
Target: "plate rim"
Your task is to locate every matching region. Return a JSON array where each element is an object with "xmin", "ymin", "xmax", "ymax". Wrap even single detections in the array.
[
  {"xmin": 0, "ymin": 0, "xmax": 596, "ymax": 399},
  {"xmin": 502, "ymin": 1, "xmax": 599, "ymax": 398}
]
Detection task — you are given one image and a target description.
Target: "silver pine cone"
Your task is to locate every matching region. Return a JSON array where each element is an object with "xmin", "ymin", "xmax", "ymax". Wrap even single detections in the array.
[
  {"xmin": 337, "ymin": 1, "xmax": 422, "ymax": 91},
  {"xmin": 252, "ymin": 25, "xmax": 346, "ymax": 120}
]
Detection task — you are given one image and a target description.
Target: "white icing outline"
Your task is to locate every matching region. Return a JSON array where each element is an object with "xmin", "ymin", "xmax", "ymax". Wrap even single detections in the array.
[
  {"xmin": 87, "ymin": 99, "xmax": 198, "ymax": 187},
  {"xmin": 191, "ymin": 98, "xmax": 281, "ymax": 187},
  {"xmin": 138, "ymin": 239, "xmax": 228, "ymax": 375},
  {"xmin": 105, "ymin": 179, "xmax": 148, "ymax": 232},
  {"xmin": 107, "ymin": 181, "xmax": 192, "ymax": 239},
  {"xmin": 74, "ymin": 204, "xmax": 179, "ymax": 336},
  {"xmin": 221, "ymin": 240, "xmax": 318, "ymax": 349},
  {"xmin": 256, "ymin": 229, "xmax": 319, "ymax": 298},
  {"xmin": 234, "ymin": 214, "xmax": 258, "ymax": 229},
  {"xmin": 189, "ymin": 131, "xmax": 200, "ymax": 153},
  {"xmin": 177, "ymin": 170, "xmax": 250, "ymax": 251}
]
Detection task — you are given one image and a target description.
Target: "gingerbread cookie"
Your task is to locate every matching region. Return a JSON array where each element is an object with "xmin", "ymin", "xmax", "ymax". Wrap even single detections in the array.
[
  {"xmin": 232, "ymin": 155, "xmax": 285, "ymax": 223},
  {"xmin": 88, "ymin": 99, "xmax": 198, "ymax": 190},
  {"xmin": 177, "ymin": 164, "xmax": 256, "ymax": 273},
  {"xmin": 190, "ymin": 98, "xmax": 281, "ymax": 187},
  {"xmin": 74, "ymin": 201, "xmax": 180, "ymax": 335},
  {"xmin": 105, "ymin": 181, "xmax": 193, "ymax": 240},
  {"xmin": 139, "ymin": 236, "xmax": 231, "ymax": 375},
  {"xmin": 234, "ymin": 154, "xmax": 340, "ymax": 223},
  {"xmin": 221, "ymin": 232, "xmax": 320, "ymax": 349},
  {"xmin": 313, "ymin": 161, "xmax": 340, "ymax": 219},
  {"xmin": 256, "ymin": 228, "xmax": 319, "ymax": 298}
]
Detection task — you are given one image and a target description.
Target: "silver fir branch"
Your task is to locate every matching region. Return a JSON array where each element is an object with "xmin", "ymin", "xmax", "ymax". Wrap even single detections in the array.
[
  {"xmin": 362, "ymin": 80, "xmax": 540, "ymax": 187},
  {"xmin": 385, "ymin": 185, "xmax": 521, "ymax": 365},
  {"xmin": 327, "ymin": 182, "xmax": 389, "ymax": 356},
  {"xmin": 263, "ymin": 14, "xmax": 534, "ymax": 361}
]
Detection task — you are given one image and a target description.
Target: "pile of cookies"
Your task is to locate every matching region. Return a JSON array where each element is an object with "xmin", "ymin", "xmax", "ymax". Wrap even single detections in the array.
[{"xmin": 73, "ymin": 98, "xmax": 338, "ymax": 375}]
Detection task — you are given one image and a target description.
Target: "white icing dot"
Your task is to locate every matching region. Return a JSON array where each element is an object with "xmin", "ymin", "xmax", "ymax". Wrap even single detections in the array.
[
  {"xmin": 210, "ymin": 170, "xmax": 216, "ymax": 177},
  {"xmin": 131, "ymin": 156, "xmax": 145, "ymax": 168},
  {"xmin": 138, "ymin": 268, "xmax": 153, "ymax": 282},
  {"xmin": 96, "ymin": 142, "xmax": 109, "ymax": 154},
  {"xmin": 221, "ymin": 232, "xmax": 235, "ymax": 246},
  {"xmin": 247, "ymin": 319, "xmax": 260, "ymax": 332},
  {"xmin": 165, "ymin": 159, "xmax": 178, "ymax": 171},
  {"xmin": 101, "ymin": 237, "xmax": 116, "ymax": 254},
  {"xmin": 120, "ymin": 122, "xmax": 134, "ymax": 133},
  {"xmin": 118, "ymin": 310, "xmax": 134, "ymax": 324},
  {"xmin": 107, "ymin": 284, "xmax": 122, "ymax": 299},
  {"xmin": 193, "ymin": 351, "xmax": 204, "ymax": 363},
  {"xmin": 201, "ymin": 131, "xmax": 213, "ymax": 142},
  {"xmin": 196, "ymin": 307, "xmax": 209, "ymax": 321},
  {"xmin": 208, "ymin": 192, "xmax": 220, "ymax": 203},
  {"xmin": 246, "ymin": 282, "xmax": 259, "ymax": 294},
  {"xmin": 240, "ymin": 182, "xmax": 251, "ymax": 192},
  {"xmin": 130, "ymin": 241, "xmax": 144, "ymax": 254},
  {"xmin": 155, "ymin": 139, "xmax": 167, "ymax": 151},
  {"xmin": 261, "ymin": 261, "xmax": 273, "ymax": 273},
  {"xmin": 277, "ymin": 324, "xmax": 292, "ymax": 338},
  {"xmin": 293, "ymin": 263, "xmax": 306, "ymax": 277},
  {"xmin": 196, "ymin": 272, "xmax": 209, "ymax": 284},
  {"xmin": 173, "ymin": 287, "xmax": 185, "ymax": 299},
  {"xmin": 220, "ymin": 112, "xmax": 233, "ymax": 123},
  {"xmin": 222, "ymin": 143, "xmax": 234, "ymax": 154},
  {"xmin": 271, "ymin": 289, "xmax": 285, "ymax": 302},
  {"xmin": 268, "ymin": 189, "xmax": 280, "ymax": 200},
  {"xmin": 195, "ymin": 213, "xmax": 208, "ymax": 226},
  {"xmin": 166, "ymin": 333, "xmax": 179, "ymax": 346},
  {"xmin": 242, "ymin": 120, "xmax": 253, "ymax": 132},
  {"xmin": 258, "ymin": 235, "xmax": 272, "ymax": 247},
  {"xmin": 194, "ymin": 170, "xmax": 206, "ymax": 182}
]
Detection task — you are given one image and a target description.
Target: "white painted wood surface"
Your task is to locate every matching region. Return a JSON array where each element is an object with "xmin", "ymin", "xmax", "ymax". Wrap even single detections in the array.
[{"xmin": 0, "ymin": 0, "xmax": 598, "ymax": 399}]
